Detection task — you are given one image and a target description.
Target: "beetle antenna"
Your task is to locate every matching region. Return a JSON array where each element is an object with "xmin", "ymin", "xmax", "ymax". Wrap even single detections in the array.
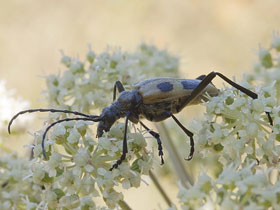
[
  {"xmin": 41, "ymin": 116, "xmax": 101, "ymax": 159},
  {"xmin": 8, "ymin": 108, "xmax": 95, "ymax": 134}
]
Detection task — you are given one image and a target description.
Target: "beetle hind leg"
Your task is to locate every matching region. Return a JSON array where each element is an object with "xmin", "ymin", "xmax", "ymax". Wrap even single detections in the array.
[
  {"xmin": 183, "ymin": 71, "xmax": 273, "ymax": 126},
  {"xmin": 140, "ymin": 121, "xmax": 164, "ymax": 165},
  {"xmin": 171, "ymin": 115, "xmax": 195, "ymax": 161}
]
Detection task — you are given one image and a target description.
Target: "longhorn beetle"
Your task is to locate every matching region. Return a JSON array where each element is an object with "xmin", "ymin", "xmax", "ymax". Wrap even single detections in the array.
[{"xmin": 8, "ymin": 72, "xmax": 273, "ymax": 170}]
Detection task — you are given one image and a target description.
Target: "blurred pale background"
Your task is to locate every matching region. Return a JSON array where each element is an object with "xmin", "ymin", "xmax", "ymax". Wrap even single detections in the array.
[{"xmin": 1, "ymin": 0, "xmax": 280, "ymax": 209}]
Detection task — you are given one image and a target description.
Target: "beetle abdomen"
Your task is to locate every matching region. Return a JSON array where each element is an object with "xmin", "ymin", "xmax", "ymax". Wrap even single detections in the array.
[
  {"xmin": 138, "ymin": 96, "xmax": 183, "ymax": 121},
  {"xmin": 134, "ymin": 78, "xmax": 219, "ymax": 105}
]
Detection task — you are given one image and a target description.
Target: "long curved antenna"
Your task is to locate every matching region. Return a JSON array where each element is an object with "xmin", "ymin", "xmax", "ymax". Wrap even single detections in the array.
[
  {"xmin": 41, "ymin": 116, "xmax": 101, "ymax": 159},
  {"xmin": 8, "ymin": 108, "xmax": 95, "ymax": 134}
]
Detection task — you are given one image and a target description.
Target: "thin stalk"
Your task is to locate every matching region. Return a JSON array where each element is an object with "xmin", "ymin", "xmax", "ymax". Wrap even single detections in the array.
[
  {"xmin": 118, "ymin": 200, "xmax": 132, "ymax": 210},
  {"xmin": 99, "ymin": 186, "xmax": 132, "ymax": 210},
  {"xmin": 149, "ymin": 170, "xmax": 172, "ymax": 207},
  {"xmin": 135, "ymin": 152, "xmax": 172, "ymax": 207},
  {"xmin": 155, "ymin": 122, "xmax": 194, "ymax": 187}
]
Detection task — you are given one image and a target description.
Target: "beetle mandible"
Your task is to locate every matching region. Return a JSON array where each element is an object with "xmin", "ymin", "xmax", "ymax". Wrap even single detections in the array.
[{"xmin": 8, "ymin": 71, "xmax": 273, "ymax": 170}]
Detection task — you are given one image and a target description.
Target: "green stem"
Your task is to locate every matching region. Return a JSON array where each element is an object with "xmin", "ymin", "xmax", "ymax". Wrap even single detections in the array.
[
  {"xmin": 149, "ymin": 170, "xmax": 172, "ymax": 207},
  {"xmin": 134, "ymin": 153, "xmax": 172, "ymax": 207},
  {"xmin": 118, "ymin": 200, "xmax": 133, "ymax": 210}
]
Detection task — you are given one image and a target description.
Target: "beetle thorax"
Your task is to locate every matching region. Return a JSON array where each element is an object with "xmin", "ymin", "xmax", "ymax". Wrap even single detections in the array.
[
  {"xmin": 97, "ymin": 90, "xmax": 142, "ymax": 137},
  {"xmin": 116, "ymin": 90, "xmax": 142, "ymax": 111}
]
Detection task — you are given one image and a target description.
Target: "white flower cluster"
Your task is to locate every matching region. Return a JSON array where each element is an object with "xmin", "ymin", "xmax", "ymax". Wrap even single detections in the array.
[
  {"xmin": 178, "ymin": 164, "xmax": 280, "ymax": 210},
  {"xmin": 177, "ymin": 35, "xmax": 280, "ymax": 209},
  {"xmin": 0, "ymin": 43, "xmax": 179, "ymax": 209},
  {"xmin": 190, "ymin": 82, "xmax": 277, "ymax": 166},
  {"xmin": 0, "ymin": 153, "xmax": 44, "ymax": 210},
  {"xmin": 46, "ymin": 43, "xmax": 178, "ymax": 111},
  {"xmin": 246, "ymin": 33, "xmax": 280, "ymax": 101}
]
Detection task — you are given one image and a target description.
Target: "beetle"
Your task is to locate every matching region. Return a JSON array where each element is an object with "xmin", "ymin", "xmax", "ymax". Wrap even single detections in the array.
[{"xmin": 8, "ymin": 71, "xmax": 273, "ymax": 170}]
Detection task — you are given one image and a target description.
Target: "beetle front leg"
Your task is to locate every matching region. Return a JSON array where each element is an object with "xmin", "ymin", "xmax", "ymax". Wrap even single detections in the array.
[
  {"xmin": 171, "ymin": 114, "xmax": 194, "ymax": 160},
  {"xmin": 110, "ymin": 112, "xmax": 130, "ymax": 171},
  {"xmin": 113, "ymin": 81, "xmax": 125, "ymax": 101},
  {"xmin": 139, "ymin": 121, "xmax": 164, "ymax": 165}
]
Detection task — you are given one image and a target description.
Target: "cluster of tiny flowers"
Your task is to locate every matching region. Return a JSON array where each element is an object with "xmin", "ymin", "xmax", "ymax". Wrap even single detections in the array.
[
  {"xmin": 189, "ymin": 81, "xmax": 277, "ymax": 166},
  {"xmin": 0, "ymin": 153, "xmax": 44, "ymax": 210},
  {"xmin": 46, "ymin": 43, "xmax": 178, "ymax": 111},
  {"xmin": 27, "ymin": 43, "xmax": 179, "ymax": 208},
  {"xmin": 178, "ymin": 163, "xmax": 280, "ymax": 210},
  {"xmin": 176, "ymin": 37, "xmax": 280, "ymax": 209},
  {"xmin": 246, "ymin": 33, "xmax": 280, "ymax": 101},
  {"xmin": 0, "ymin": 83, "xmax": 39, "ymax": 209}
]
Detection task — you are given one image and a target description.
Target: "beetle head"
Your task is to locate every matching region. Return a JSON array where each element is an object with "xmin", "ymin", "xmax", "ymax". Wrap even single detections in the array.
[
  {"xmin": 97, "ymin": 106, "xmax": 120, "ymax": 137},
  {"xmin": 97, "ymin": 90, "xmax": 142, "ymax": 137}
]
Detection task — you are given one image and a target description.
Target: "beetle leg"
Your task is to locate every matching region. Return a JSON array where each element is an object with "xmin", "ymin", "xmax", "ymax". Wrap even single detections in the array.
[
  {"xmin": 139, "ymin": 121, "xmax": 164, "ymax": 165},
  {"xmin": 196, "ymin": 74, "xmax": 206, "ymax": 80},
  {"xmin": 171, "ymin": 115, "xmax": 194, "ymax": 161},
  {"xmin": 184, "ymin": 71, "xmax": 273, "ymax": 126},
  {"xmin": 110, "ymin": 111, "xmax": 130, "ymax": 171},
  {"xmin": 113, "ymin": 81, "xmax": 125, "ymax": 101}
]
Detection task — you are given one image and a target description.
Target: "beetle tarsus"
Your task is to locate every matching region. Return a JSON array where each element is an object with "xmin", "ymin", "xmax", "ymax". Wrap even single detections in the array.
[
  {"xmin": 266, "ymin": 111, "xmax": 273, "ymax": 126},
  {"xmin": 110, "ymin": 153, "xmax": 127, "ymax": 171},
  {"xmin": 160, "ymin": 154, "xmax": 164, "ymax": 165},
  {"xmin": 110, "ymin": 112, "xmax": 130, "ymax": 171},
  {"xmin": 185, "ymin": 135, "xmax": 195, "ymax": 161},
  {"xmin": 171, "ymin": 115, "xmax": 195, "ymax": 161},
  {"xmin": 151, "ymin": 131, "xmax": 165, "ymax": 164},
  {"xmin": 140, "ymin": 121, "xmax": 165, "ymax": 164},
  {"xmin": 155, "ymin": 134, "xmax": 164, "ymax": 164}
]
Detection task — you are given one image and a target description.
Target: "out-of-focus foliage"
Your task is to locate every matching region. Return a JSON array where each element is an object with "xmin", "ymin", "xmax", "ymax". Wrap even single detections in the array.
[{"xmin": 0, "ymin": 81, "xmax": 32, "ymax": 136}]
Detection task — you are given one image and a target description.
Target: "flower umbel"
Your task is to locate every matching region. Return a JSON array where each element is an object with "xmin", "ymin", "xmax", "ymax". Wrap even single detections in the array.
[
  {"xmin": 178, "ymin": 164, "xmax": 280, "ymax": 210},
  {"xmin": 1, "ymin": 43, "xmax": 179, "ymax": 209},
  {"xmin": 176, "ymin": 35, "xmax": 280, "ymax": 210}
]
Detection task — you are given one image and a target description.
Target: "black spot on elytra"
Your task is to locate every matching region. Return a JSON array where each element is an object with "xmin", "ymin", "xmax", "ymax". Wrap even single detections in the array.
[
  {"xmin": 157, "ymin": 82, "xmax": 173, "ymax": 92},
  {"xmin": 181, "ymin": 80, "xmax": 199, "ymax": 90}
]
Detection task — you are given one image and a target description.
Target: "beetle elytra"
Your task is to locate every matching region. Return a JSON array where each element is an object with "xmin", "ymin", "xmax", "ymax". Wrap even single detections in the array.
[{"xmin": 8, "ymin": 71, "xmax": 273, "ymax": 170}]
